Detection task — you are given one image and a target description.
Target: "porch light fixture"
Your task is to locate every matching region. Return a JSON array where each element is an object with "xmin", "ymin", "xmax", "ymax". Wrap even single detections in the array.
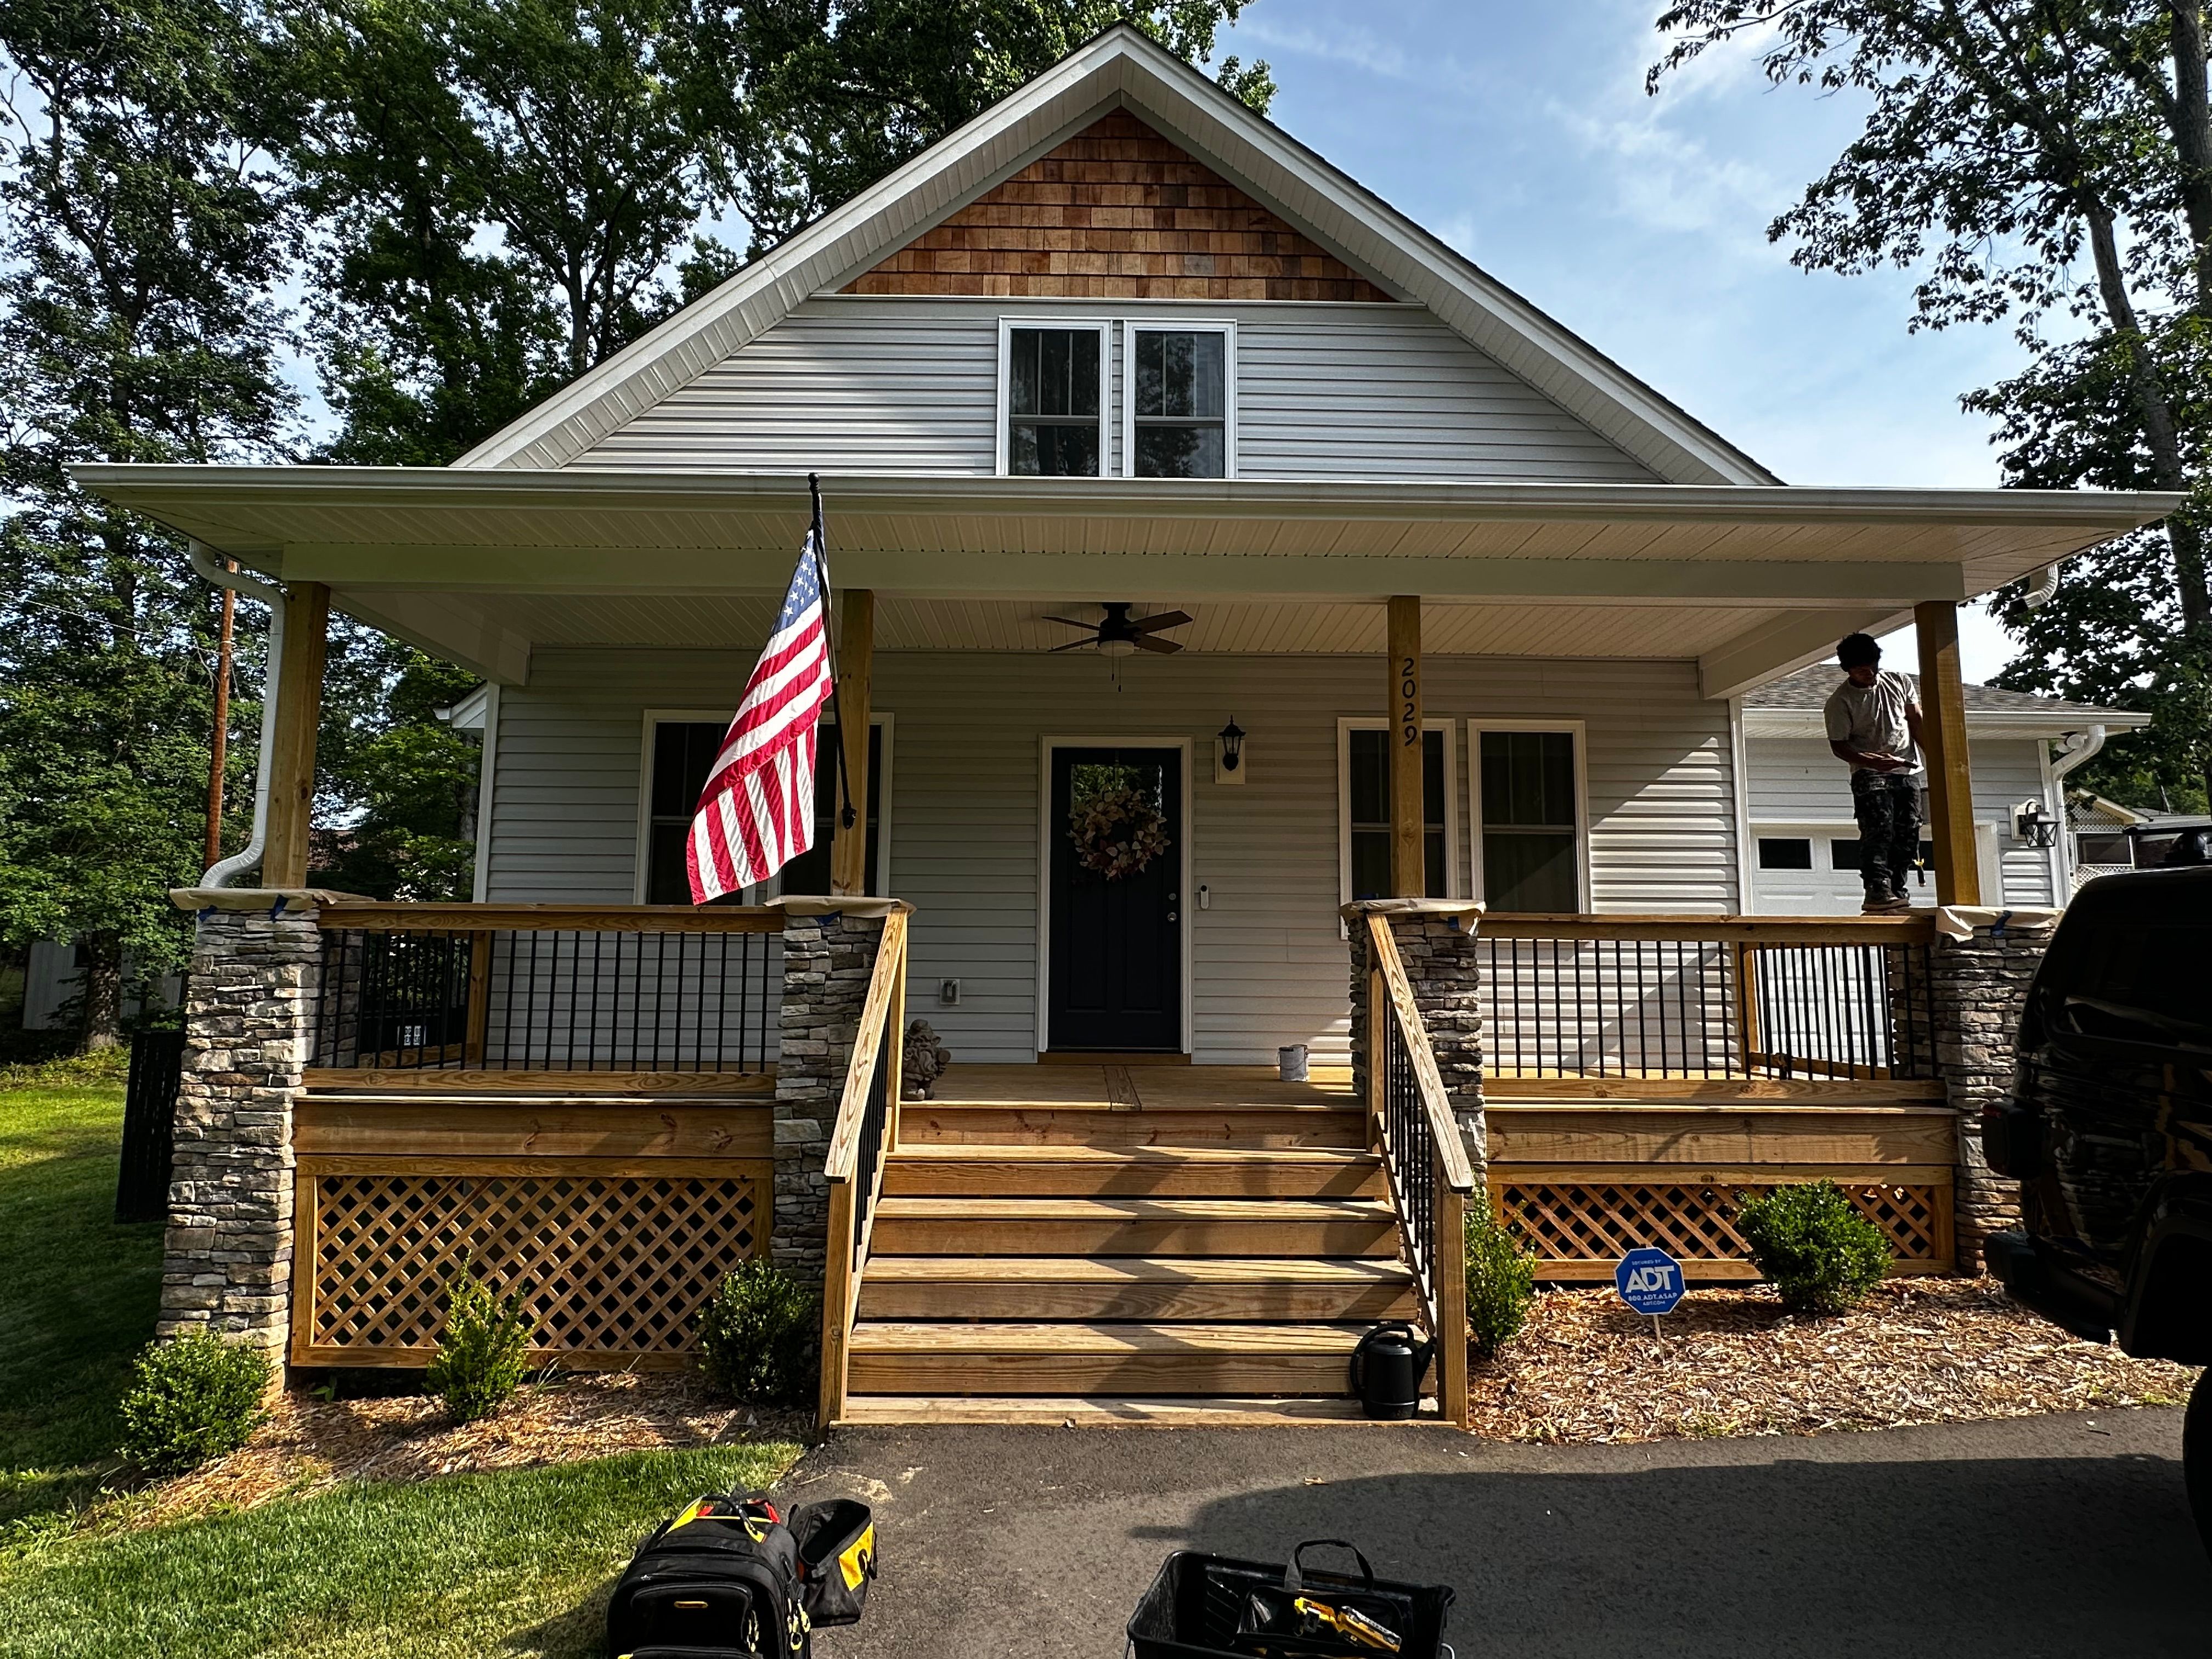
[
  {"xmin": 2014, "ymin": 800, "xmax": 2060, "ymax": 849},
  {"xmin": 1216, "ymin": 718, "xmax": 1246, "ymax": 786}
]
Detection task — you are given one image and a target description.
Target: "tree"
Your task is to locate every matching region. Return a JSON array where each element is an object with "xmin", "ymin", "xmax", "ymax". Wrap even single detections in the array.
[
  {"xmin": 1651, "ymin": 1, "xmax": 2212, "ymax": 807},
  {"xmin": 0, "ymin": 0, "xmax": 297, "ymax": 1047},
  {"xmin": 715, "ymin": 1, "xmax": 1274, "ymax": 252}
]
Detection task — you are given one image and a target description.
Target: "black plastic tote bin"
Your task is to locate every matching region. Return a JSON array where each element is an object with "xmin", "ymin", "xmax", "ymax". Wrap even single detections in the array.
[{"xmin": 1127, "ymin": 1538, "xmax": 1454, "ymax": 1659}]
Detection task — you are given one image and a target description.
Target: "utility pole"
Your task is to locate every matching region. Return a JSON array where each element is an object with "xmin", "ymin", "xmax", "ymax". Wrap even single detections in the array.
[{"xmin": 204, "ymin": 561, "xmax": 236, "ymax": 870}]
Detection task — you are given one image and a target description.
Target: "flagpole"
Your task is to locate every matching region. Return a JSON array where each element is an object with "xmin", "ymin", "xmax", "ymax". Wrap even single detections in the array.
[{"xmin": 809, "ymin": 472, "xmax": 858, "ymax": 832}]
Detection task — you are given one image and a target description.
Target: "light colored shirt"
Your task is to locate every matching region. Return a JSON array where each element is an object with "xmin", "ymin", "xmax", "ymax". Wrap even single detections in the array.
[{"xmin": 1824, "ymin": 670, "xmax": 1923, "ymax": 776}]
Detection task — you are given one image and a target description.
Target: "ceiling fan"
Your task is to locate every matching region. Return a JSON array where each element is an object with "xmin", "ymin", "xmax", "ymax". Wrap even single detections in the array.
[{"xmin": 1044, "ymin": 602, "xmax": 1193, "ymax": 657}]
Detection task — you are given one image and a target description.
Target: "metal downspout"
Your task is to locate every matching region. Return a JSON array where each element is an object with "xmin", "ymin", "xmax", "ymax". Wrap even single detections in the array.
[{"xmin": 188, "ymin": 541, "xmax": 287, "ymax": 887}]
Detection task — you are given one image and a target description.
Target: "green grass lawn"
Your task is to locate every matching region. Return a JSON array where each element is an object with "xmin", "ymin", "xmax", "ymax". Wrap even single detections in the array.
[{"xmin": 0, "ymin": 1075, "xmax": 805, "ymax": 1656}]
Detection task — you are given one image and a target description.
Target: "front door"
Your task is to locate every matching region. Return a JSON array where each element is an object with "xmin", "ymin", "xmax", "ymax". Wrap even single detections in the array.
[{"xmin": 1047, "ymin": 746, "xmax": 1182, "ymax": 1052}]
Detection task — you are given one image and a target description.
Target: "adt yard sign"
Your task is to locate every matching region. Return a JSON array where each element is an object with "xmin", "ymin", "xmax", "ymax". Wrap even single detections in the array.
[{"xmin": 1615, "ymin": 1248, "xmax": 1686, "ymax": 1316}]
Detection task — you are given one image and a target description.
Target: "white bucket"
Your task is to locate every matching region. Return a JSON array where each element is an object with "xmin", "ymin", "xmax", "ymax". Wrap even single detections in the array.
[{"xmin": 1277, "ymin": 1043, "xmax": 1310, "ymax": 1083}]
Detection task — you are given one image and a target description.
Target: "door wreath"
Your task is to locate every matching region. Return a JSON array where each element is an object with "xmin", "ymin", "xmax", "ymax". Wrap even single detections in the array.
[{"xmin": 1068, "ymin": 785, "xmax": 1170, "ymax": 881}]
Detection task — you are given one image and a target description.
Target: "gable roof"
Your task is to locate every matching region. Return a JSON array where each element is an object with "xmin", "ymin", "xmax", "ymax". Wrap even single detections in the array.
[{"xmin": 455, "ymin": 24, "xmax": 1778, "ymax": 483}]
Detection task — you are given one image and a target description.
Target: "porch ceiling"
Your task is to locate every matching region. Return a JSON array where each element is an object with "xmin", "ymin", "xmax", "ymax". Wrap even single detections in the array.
[{"xmin": 74, "ymin": 464, "xmax": 2179, "ymax": 696}]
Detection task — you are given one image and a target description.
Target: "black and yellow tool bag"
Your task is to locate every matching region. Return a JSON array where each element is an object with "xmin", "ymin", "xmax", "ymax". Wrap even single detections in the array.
[
  {"xmin": 1127, "ymin": 1538, "xmax": 1455, "ymax": 1659},
  {"xmin": 608, "ymin": 1494, "xmax": 808, "ymax": 1659},
  {"xmin": 790, "ymin": 1497, "xmax": 878, "ymax": 1628}
]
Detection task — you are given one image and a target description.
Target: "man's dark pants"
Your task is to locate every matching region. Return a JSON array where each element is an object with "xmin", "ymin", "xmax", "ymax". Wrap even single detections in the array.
[{"xmin": 1850, "ymin": 769, "xmax": 1923, "ymax": 904}]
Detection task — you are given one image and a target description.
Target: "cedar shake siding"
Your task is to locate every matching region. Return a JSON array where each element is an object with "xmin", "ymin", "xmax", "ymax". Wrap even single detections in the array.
[{"xmin": 845, "ymin": 110, "xmax": 1396, "ymax": 302}]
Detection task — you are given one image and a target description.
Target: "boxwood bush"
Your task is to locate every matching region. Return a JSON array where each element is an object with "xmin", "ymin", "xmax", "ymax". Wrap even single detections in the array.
[
  {"xmin": 697, "ymin": 1258, "xmax": 818, "ymax": 1409},
  {"xmin": 425, "ymin": 1261, "xmax": 535, "ymax": 1423},
  {"xmin": 1735, "ymin": 1181, "xmax": 1892, "ymax": 1314},
  {"xmin": 1464, "ymin": 1203, "xmax": 1538, "ymax": 1358},
  {"xmin": 116, "ymin": 1330, "xmax": 272, "ymax": 1476}
]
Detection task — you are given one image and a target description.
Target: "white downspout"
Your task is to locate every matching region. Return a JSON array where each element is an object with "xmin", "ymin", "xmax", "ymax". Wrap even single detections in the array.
[
  {"xmin": 188, "ymin": 541, "xmax": 287, "ymax": 887},
  {"xmin": 2025, "ymin": 562, "xmax": 2063, "ymax": 608},
  {"xmin": 2051, "ymin": 724, "xmax": 2107, "ymax": 783}
]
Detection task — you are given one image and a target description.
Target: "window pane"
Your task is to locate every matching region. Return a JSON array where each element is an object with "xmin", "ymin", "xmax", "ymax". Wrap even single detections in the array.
[
  {"xmin": 645, "ymin": 822, "xmax": 691, "ymax": 904},
  {"xmin": 1758, "ymin": 837, "xmax": 1813, "ymax": 870},
  {"xmin": 1480, "ymin": 730, "xmax": 1575, "ymax": 828},
  {"xmin": 1485, "ymin": 831, "xmax": 1577, "ymax": 913},
  {"xmin": 1135, "ymin": 331, "xmax": 1224, "ymax": 418},
  {"xmin": 1010, "ymin": 421, "xmax": 1099, "ymax": 477},
  {"xmin": 1350, "ymin": 729, "xmax": 1388, "ymax": 826},
  {"xmin": 1008, "ymin": 329, "xmax": 1098, "ymax": 417},
  {"xmin": 1350, "ymin": 828, "xmax": 1391, "ymax": 901},
  {"xmin": 1133, "ymin": 423, "xmax": 1224, "ymax": 479},
  {"xmin": 1830, "ymin": 838, "xmax": 1862, "ymax": 871},
  {"xmin": 651, "ymin": 721, "xmax": 723, "ymax": 818}
]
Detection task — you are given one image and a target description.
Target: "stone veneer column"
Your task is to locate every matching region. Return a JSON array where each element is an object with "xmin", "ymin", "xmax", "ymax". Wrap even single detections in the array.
[
  {"xmin": 1344, "ymin": 899, "xmax": 1488, "ymax": 1174},
  {"xmin": 1928, "ymin": 910, "xmax": 2058, "ymax": 1273},
  {"xmin": 773, "ymin": 902, "xmax": 899, "ymax": 1285},
  {"xmin": 160, "ymin": 895, "xmax": 323, "ymax": 1353}
]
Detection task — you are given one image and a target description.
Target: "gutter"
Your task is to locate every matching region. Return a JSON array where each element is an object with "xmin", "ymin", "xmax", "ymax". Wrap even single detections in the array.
[{"xmin": 188, "ymin": 540, "xmax": 286, "ymax": 887}]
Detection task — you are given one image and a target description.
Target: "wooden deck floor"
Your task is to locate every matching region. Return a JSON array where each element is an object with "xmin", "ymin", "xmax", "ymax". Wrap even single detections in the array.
[{"xmin": 925, "ymin": 1064, "xmax": 1356, "ymax": 1111}]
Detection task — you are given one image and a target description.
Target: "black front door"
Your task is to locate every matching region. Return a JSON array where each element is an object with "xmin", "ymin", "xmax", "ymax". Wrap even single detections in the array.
[{"xmin": 1048, "ymin": 746, "xmax": 1182, "ymax": 1052}]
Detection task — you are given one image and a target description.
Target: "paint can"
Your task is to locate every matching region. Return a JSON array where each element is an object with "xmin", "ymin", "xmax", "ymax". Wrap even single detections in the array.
[{"xmin": 1277, "ymin": 1043, "xmax": 1309, "ymax": 1084}]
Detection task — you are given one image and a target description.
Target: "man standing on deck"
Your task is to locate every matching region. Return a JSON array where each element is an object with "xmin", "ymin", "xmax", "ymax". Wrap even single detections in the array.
[{"xmin": 1825, "ymin": 632, "xmax": 1926, "ymax": 915}]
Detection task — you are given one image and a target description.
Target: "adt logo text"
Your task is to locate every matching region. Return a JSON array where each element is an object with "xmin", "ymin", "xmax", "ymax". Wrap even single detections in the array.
[{"xmin": 1614, "ymin": 1246, "xmax": 1686, "ymax": 1316}]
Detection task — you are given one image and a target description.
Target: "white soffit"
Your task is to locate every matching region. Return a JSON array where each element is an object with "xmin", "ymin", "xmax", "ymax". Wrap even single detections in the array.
[{"xmin": 445, "ymin": 25, "xmax": 1775, "ymax": 486}]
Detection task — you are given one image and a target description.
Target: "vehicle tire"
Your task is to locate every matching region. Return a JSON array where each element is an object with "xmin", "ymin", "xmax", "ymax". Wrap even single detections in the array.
[{"xmin": 2186, "ymin": 1369, "xmax": 2212, "ymax": 1559}]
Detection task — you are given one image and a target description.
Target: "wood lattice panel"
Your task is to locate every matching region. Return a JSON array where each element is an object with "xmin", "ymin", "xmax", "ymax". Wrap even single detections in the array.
[
  {"xmin": 301, "ymin": 1165, "xmax": 767, "ymax": 1363},
  {"xmin": 1492, "ymin": 1175, "xmax": 1950, "ymax": 1277}
]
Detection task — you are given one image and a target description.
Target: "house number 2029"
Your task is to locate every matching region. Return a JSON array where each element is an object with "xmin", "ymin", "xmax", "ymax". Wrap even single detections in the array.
[{"xmin": 1400, "ymin": 656, "xmax": 1420, "ymax": 746}]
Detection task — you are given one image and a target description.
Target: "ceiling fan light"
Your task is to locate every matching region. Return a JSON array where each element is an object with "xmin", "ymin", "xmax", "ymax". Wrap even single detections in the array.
[{"xmin": 1097, "ymin": 636, "xmax": 1139, "ymax": 657}]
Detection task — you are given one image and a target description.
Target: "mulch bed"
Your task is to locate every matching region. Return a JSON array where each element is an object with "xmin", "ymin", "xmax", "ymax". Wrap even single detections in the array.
[
  {"xmin": 1466, "ymin": 1277, "xmax": 2199, "ymax": 1444},
  {"xmin": 139, "ymin": 1371, "xmax": 805, "ymax": 1526}
]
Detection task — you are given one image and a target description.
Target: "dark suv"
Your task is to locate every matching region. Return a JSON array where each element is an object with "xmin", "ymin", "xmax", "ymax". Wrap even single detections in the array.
[{"xmin": 1984, "ymin": 866, "xmax": 2212, "ymax": 1548}]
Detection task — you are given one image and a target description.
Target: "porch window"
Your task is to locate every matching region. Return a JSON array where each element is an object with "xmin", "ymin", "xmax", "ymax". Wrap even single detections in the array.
[
  {"xmin": 1340, "ymin": 720, "xmax": 1455, "ymax": 902},
  {"xmin": 1127, "ymin": 325, "xmax": 1231, "ymax": 478},
  {"xmin": 1002, "ymin": 324, "xmax": 1104, "ymax": 476},
  {"xmin": 642, "ymin": 719, "xmax": 884, "ymax": 902},
  {"xmin": 1474, "ymin": 727, "xmax": 1583, "ymax": 913}
]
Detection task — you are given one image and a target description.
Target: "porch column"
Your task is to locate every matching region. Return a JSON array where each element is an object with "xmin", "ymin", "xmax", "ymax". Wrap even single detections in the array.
[
  {"xmin": 1387, "ymin": 596, "xmax": 1424, "ymax": 898},
  {"xmin": 831, "ymin": 589, "xmax": 874, "ymax": 896},
  {"xmin": 1915, "ymin": 599, "xmax": 1980, "ymax": 906},
  {"xmin": 262, "ymin": 580, "xmax": 330, "ymax": 889}
]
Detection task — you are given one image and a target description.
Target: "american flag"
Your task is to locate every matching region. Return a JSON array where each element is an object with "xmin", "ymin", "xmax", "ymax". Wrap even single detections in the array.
[{"xmin": 686, "ymin": 533, "xmax": 834, "ymax": 902}]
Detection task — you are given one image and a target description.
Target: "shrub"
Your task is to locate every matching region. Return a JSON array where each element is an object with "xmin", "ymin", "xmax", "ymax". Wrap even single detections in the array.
[
  {"xmin": 697, "ymin": 1258, "xmax": 819, "ymax": 1408},
  {"xmin": 1464, "ymin": 1203, "xmax": 1538, "ymax": 1358},
  {"xmin": 425, "ymin": 1260, "xmax": 535, "ymax": 1423},
  {"xmin": 1735, "ymin": 1181, "xmax": 1892, "ymax": 1314},
  {"xmin": 116, "ymin": 1330, "xmax": 272, "ymax": 1476}
]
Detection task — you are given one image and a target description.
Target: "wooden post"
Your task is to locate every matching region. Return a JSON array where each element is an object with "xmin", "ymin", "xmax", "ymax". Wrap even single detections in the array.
[
  {"xmin": 1367, "ymin": 961, "xmax": 1387, "ymax": 1153},
  {"xmin": 830, "ymin": 590, "xmax": 876, "ymax": 896},
  {"xmin": 1434, "ymin": 1154, "xmax": 1469, "ymax": 1427},
  {"xmin": 1730, "ymin": 941, "xmax": 1761, "ymax": 1075},
  {"xmin": 262, "ymin": 580, "xmax": 330, "ymax": 889},
  {"xmin": 1387, "ymin": 596, "xmax": 1424, "ymax": 898},
  {"xmin": 887, "ymin": 920, "xmax": 908, "ymax": 1154},
  {"xmin": 463, "ymin": 933, "xmax": 493, "ymax": 1065},
  {"xmin": 817, "ymin": 1178, "xmax": 855, "ymax": 1429},
  {"xmin": 1914, "ymin": 600, "xmax": 1980, "ymax": 906}
]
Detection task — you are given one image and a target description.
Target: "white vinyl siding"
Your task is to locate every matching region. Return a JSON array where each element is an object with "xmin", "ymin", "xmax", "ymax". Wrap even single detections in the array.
[
  {"xmin": 1744, "ymin": 735, "xmax": 2060, "ymax": 910},
  {"xmin": 570, "ymin": 297, "xmax": 1659, "ymax": 483},
  {"xmin": 484, "ymin": 651, "xmax": 1733, "ymax": 1064}
]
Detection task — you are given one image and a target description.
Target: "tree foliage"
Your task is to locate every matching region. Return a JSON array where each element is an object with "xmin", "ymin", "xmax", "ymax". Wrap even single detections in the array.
[{"xmin": 1651, "ymin": 1, "xmax": 2212, "ymax": 806}]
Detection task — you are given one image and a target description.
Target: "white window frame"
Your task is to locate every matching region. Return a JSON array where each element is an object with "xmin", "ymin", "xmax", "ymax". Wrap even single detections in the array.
[
  {"xmin": 1468, "ymin": 718, "xmax": 1591, "ymax": 914},
  {"xmin": 996, "ymin": 318, "xmax": 1110, "ymax": 478},
  {"xmin": 634, "ymin": 709, "xmax": 895, "ymax": 902},
  {"xmin": 1120, "ymin": 318, "xmax": 1237, "ymax": 480},
  {"xmin": 1336, "ymin": 716, "xmax": 1460, "ymax": 909}
]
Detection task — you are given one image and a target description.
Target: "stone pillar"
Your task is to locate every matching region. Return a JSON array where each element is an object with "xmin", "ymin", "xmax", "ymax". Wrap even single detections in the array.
[
  {"xmin": 1344, "ymin": 899, "xmax": 1487, "ymax": 1172},
  {"xmin": 1928, "ymin": 909, "xmax": 2059, "ymax": 1273},
  {"xmin": 773, "ymin": 901, "xmax": 900, "ymax": 1284},
  {"xmin": 159, "ymin": 895, "xmax": 323, "ymax": 1353}
]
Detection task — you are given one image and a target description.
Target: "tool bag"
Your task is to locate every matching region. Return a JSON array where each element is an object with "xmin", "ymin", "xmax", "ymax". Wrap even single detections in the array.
[
  {"xmin": 1127, "ymin": 1538, "xmax": 1455, "ymax": 1659},
  {"xmin": 608, "ymin": 1491, "xmax": 873, "ymax": 1658}
]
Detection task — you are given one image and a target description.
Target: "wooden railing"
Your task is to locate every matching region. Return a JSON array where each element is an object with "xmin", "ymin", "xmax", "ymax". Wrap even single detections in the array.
[
  {"xmin": 1476, "ymin": 915, "xmax": 1938, "ymax": 1085},
  {"xmin": 817, "ymin": 910, "xmax": 909, "ymax": 1429},
  {"xmin": 308, "ymin": 904, "xmax": 780, "ymax": 1087},
  {"xmin": 1364, "ymin": 916, "xmax": 1477, "ymax": 1429}
]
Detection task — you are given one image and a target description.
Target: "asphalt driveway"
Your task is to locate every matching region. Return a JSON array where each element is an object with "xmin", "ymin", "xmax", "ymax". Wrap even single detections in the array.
[{"xmin": 786, "ymin": 1408, "xmax": 2210, "ymax": 1659}]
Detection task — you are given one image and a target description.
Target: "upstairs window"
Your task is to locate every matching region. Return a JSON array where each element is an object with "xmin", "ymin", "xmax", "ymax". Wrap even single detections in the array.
[
  {"xmin": 1129, "ymin": 326, "xmax": 1231, "ymax": 478},
  {"xmin": 1002, "ymin": 324, "xmax": 1104, "ymax": 476}
]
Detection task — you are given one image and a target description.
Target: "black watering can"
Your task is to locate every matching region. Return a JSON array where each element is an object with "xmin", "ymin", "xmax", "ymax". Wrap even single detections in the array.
[{"xmin": 1348, "ymin": 1322, "xmax": 1435, "ymax": 1420}]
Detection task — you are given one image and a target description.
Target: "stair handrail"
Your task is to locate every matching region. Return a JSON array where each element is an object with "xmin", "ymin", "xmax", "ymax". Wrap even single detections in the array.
[
  {"xmin": 1365, "ymin": 914, "xmax": 1476, "ymax": 1427},
  {"xmin": 817, "ymin": 909, "xmax": 909, "ymax": 1429}
]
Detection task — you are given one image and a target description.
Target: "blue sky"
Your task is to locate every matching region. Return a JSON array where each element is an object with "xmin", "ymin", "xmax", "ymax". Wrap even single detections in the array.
[{"xmin": 1214, "ymin": 0, "xmax": 2032, "ymax": 678}]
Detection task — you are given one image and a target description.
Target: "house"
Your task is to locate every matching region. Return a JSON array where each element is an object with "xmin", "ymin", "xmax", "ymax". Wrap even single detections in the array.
[
  {"xmin": 79, "ymin": 27, "xmax": 2179, "ymax": 1423},
  {"xmin": 2068, "ymin": 794, "xmax": 2211, "ymax": 883},
  {"xmin": 1737, "ymin": 666, "xmax": 2148, "ymax": 914}
]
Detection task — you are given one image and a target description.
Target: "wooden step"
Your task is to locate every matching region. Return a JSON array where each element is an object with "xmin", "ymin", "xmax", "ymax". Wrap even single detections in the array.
[
  {"xmin": 835, "ymin": 1395, "xmax": 1444, "ymax": 1426},
  {"xmin": 867, "ymin": 1197, "xmax": 1400, "ymax": 1258},
  {"xmin": 845, "ymin": 1322, "xmax": 1367, "ymax": 1397},
  {"xmin": 894, "ymin": 1104, "xmax": 1367, "ymax": 1149},
  {"xmin": 855, "ymin": 1256, "xmax": 1418, "ymax": 1322},
  {"xmin": 881, "ymin": 1146, "xmax": 1385, "ymax": 1199}
]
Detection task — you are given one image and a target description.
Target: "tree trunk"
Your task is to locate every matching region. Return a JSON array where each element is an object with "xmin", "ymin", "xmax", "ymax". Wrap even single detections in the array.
[{"xmin": 76, "ymin": 932, "xmax": 124, "ymax": 1053}]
